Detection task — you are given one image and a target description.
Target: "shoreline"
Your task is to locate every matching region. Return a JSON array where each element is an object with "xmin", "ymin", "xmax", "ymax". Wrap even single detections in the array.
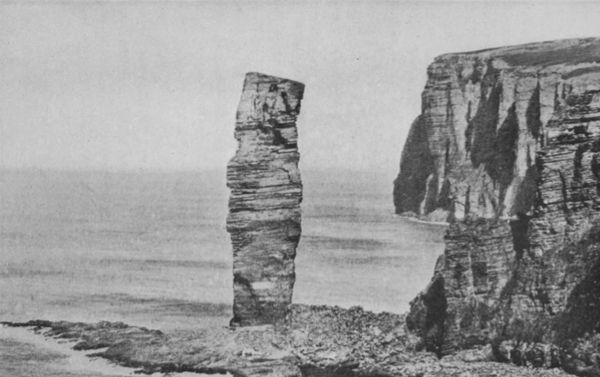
[
  {"xmin": 397, "ymin": 215, "xmax": 449, "ymax": 227},
  {"xmin": 0, "ymin": 324, "xmax": 138, "ymax": 377},
  {"xmin": 0, "ymin": 304, "xmax": 572, "ymax": 377}
]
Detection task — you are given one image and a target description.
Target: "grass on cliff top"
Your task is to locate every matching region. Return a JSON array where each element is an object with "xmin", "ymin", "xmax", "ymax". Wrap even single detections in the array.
[
  {"xmin": 439, "ymin": 38, "xmax": 600, "ymax": 67},
  {"xmin": 501, "ymin": 42, "xmax": 600, "ymax": 67}
]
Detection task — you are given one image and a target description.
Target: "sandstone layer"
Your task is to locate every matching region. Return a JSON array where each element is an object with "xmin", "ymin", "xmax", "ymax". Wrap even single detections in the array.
[
  {"xmin": 403, "ymin": 38, "xmax": 600, "ymax": 374},
  {"xmin": 227, "ymin": 72, "xmax": 305, "ymax": 326},
  {"xmin": 394, "ymin": 37, "xmax": 600, "ymax": 222}
]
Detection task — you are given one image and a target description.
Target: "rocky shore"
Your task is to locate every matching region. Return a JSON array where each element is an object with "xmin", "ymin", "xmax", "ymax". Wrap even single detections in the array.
[{"xmin": 2, "ymin": 304, "xmax": 572, "ymax": 377}]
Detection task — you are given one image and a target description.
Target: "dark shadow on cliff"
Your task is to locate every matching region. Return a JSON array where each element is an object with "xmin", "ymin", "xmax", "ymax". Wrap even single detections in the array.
[
  {"xmin": 464, "ymin": 61, "xmax": 520, "ymax": 215},
  {"xmin": 466, "ymin": 62, "xmax": 502, "ymax": 167},
  {"xmin": 393, "ymin": 116, "xmax": 435, "ymax": 214},
  {"xmin": 488, "ymin": 102, "xmax": 519, "ymax": 212},
  {"xmin": 406, "ymin": 274, "xmax": 447, "ymax": 357},
  {"xmin": 554, "ymin": 224, "xmax": 600, "ymax": 343},
  {"xmin": 526, "ymin": 83, "xmax": 542, "ymax": 142},
  {"xmin": 510, "ymin": 148, "xmax": 539, "ymax": 217}
]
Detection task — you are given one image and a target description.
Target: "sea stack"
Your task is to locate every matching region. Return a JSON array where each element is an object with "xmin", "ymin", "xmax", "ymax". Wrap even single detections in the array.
[
  {"xmin": 400, "ymin": 38, "xmax": 600, "ymax": 370},
  {"xmin": 226, "ymin": 72, "xmax": 305, "ymax": 326}
]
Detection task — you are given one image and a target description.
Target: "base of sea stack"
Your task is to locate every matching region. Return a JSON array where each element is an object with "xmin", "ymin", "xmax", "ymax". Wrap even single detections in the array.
[{"xmin": 1, "ymin": 304, "xmax": 575, "ymax": 377}]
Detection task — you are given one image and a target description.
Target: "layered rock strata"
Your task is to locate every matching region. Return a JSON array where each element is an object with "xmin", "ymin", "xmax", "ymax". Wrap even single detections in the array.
[
  {"xmin": 404, "ymin": 39, "xmax": 600, "ymax": 373},
  {"xmin": 227, "ymin": 72, "xmax": 305, "ymax": 326},
  {"xmin": 394, "ymin": 37, "xmax": 600, "ymax": 222}
]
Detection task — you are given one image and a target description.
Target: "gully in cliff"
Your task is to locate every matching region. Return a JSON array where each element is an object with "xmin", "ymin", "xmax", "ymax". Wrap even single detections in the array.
[
  {"xmin": 226, "ymin": 72, "xmax": 305, "ymax": 327},
  {"xmin": 400, "ymin": 38, "xmax": 600, "ymax": 374}
]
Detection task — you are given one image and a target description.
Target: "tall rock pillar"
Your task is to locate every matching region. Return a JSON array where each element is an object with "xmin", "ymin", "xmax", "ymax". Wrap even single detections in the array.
[{"xmin": 226, "ymin": 72, "xmax": 305, "ymax": 326}]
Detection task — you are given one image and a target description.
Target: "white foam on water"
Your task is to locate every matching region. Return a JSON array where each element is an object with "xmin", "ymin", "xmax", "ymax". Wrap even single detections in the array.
[{"xmin": 0, "ymin": 325, "xmax": 229, "ymax": 377}]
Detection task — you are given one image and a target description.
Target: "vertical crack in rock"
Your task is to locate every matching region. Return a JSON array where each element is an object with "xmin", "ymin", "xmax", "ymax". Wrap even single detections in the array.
[
  {"xmin": 226, "ymin": 72, "xmax": 305, "ymax": 326},
  {"xmin": 470, "ymin": 62, "xmax": 503, "ymax": 169},
  {"xmin": 526, "ymin": 82, "xmax": 543, "ymax": 142},
  {"xmin": 510, "ymin": 214, "xmax": 530, "ymax": 260},
  {"xmin": 511, "ymin": 147, "xmax": 539, "ymax": 216},
  {"xmin": 488, "ymin": 102, "xmax": 519, "ymax": 215}
]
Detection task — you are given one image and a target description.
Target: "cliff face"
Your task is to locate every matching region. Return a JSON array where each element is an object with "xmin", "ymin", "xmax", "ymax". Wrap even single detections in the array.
[
  {"xmin": 394, "ymin": 37, "xmax": 600, "ymax": 222},
  {"xmin": 403, "ymin": 39, "xmax": 600, "ymax": 372},
  {"xmin": 227, "ymin": 72, "xmax": 305, "ymax": 326}
]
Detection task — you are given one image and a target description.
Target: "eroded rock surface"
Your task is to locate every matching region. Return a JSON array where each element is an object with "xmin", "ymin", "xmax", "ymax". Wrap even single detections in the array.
[
  {"xmin": 394, "ymin": 37, "xmax": 600, "ymax": 222},
  {"xmin": 2, "ymin": 305, "xmax": 572, "ymax": 377},
  {"xmin": 227, "ymin": 72, "xmax": 305, "ymax": 326},
  {"xmin": 403, "ymin": 39, "xmax": 600, "ymax": 375}
]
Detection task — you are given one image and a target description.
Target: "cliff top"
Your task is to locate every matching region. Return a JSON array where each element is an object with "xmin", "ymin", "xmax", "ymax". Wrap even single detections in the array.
[{"xmin": 435, "ymin": 37, "xmax": 600, "ymax": 67}]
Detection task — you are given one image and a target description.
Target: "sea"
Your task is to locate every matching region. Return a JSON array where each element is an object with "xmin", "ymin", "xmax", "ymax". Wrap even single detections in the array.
[{"xmin": 0, "ymin": 169, "xmax": 446, "ymax": 376}]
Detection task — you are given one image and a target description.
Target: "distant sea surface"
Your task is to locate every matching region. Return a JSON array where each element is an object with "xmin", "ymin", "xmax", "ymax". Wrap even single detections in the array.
[{"xmin": 0, "ymin": 169, "xmax": 445, "ymax": 375}]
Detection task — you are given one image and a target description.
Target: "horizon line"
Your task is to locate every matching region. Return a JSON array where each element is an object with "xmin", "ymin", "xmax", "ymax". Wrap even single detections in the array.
[{"xmin": 0, "ymin": 166, "xmax": 396, "ymax": 174}]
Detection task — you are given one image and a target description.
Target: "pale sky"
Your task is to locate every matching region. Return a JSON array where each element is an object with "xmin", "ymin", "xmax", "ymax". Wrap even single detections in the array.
[{"xmin": 1, "ymin": 1, "xmax": 600, "ymax": 173}]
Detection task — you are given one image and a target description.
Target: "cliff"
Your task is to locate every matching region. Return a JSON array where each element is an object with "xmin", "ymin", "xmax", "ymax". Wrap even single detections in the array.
[
  {"xmin": 394, "ymin": 37, "xmax": 600, "ymax": 222},
  {"xmin": 403, "ymin": 38, "xmax": 600, "ymax": 374},
  {"xmin": 227, "ymin": 72, "xmax": 305, "ymax": 326}
]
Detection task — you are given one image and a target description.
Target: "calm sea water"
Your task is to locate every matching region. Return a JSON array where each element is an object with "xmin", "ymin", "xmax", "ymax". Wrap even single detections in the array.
[{"xmin": 0, "ymin": 169, "xmax": 445, "ymax": 375}]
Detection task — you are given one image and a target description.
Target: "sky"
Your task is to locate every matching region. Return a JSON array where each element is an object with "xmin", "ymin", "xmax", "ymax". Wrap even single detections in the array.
[{"xmin": 1, "ymin": 1, "xmax": 600, "ymax": 174}]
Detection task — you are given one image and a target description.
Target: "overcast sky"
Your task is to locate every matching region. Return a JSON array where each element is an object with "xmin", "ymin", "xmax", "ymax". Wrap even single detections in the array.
[{"xmin": 1, "ymin": 1, "xmax": 600, "ymax": 173}]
